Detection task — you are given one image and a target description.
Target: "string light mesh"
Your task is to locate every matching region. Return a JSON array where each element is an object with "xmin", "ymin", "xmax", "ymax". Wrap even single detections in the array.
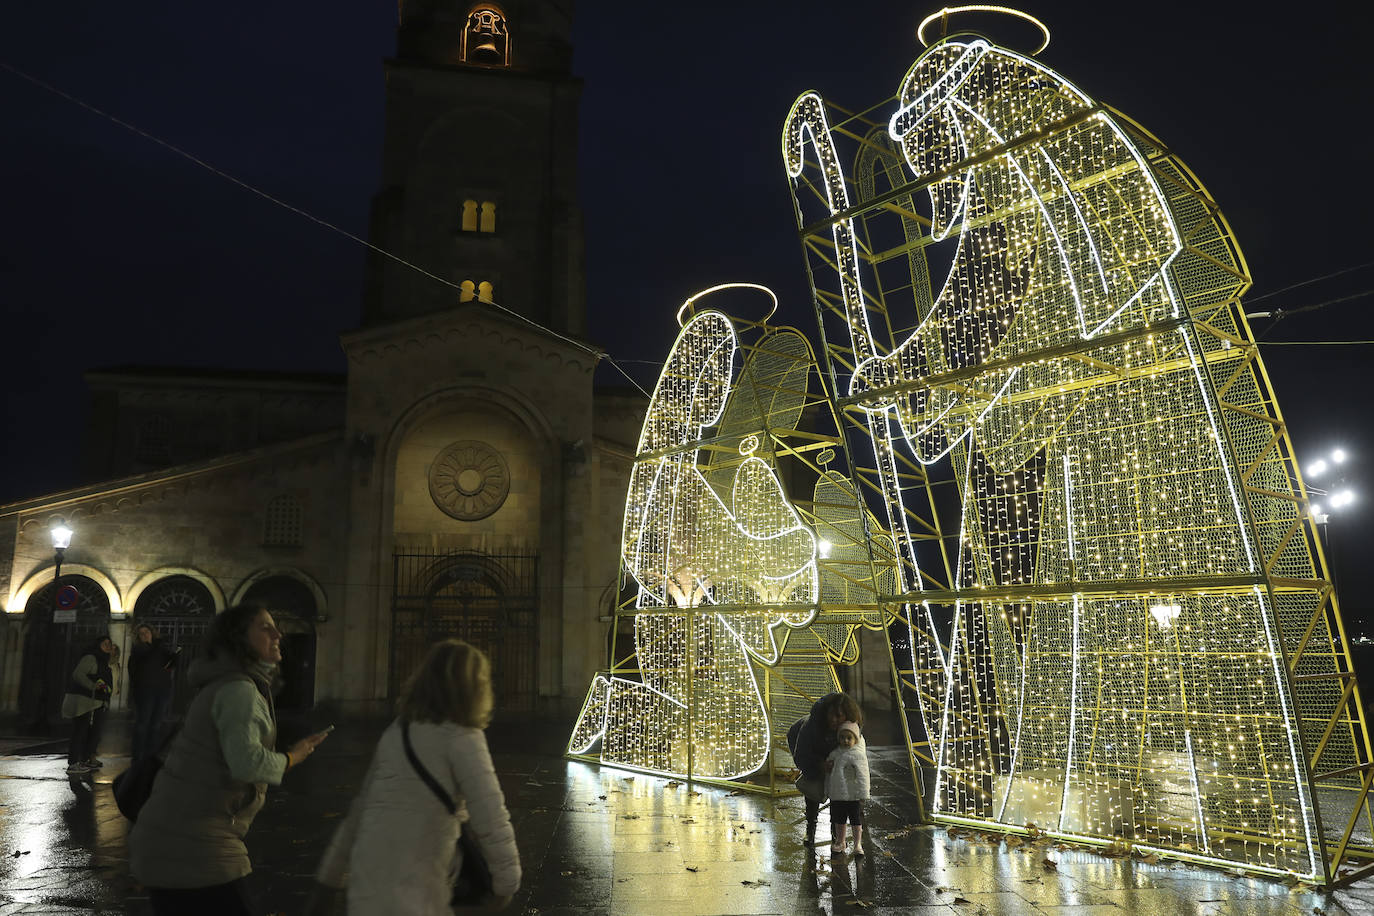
[
  {"xmin": 571, "ymin": 309, "xmax": 850, "ymax": 781},
  {"xmin": 783, "ymin": 27, "xmax": 1373, "ymax": 883}
]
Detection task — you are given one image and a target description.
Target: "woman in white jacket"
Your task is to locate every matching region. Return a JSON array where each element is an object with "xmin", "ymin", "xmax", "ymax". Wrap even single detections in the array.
[{"xmin": 316, "ymin": 640, "xmax": 521, "ymax": 913}]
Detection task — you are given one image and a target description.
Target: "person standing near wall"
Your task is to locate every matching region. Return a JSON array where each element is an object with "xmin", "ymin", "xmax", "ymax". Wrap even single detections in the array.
[
  {"xmin": 128, "ymin": 623, "xmax": 179, "ymax": 760},
  {"xmin": 62, "ymin": 634, "xmax": 113, "ymax": 774}
]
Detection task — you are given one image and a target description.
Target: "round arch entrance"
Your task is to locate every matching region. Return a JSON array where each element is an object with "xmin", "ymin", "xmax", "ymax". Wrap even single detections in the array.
[
  {"xmin": 20, "ymin": 575, "xmax": 111, "ymax": 725},
  {"xmin": 240, "ymin": 576, "xmax": 317, "ymax": 711},
  {"xmin": 133, "ymin": 575, "xmax": 217, "ymax": 714},
  {"xmin": 390, "ymin": 551, "xmax": 538, "ymax": 712}
]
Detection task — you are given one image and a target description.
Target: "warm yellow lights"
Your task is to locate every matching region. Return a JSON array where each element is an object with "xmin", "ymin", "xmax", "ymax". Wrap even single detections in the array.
[
  {"xmin": 917, "ymin": 5, "xmax": 1051, "ymax": 55},
  {"xmin": 676, "ymin": 282, "xmax": 779, "ymax": 327},
  {"xmin": 570, "ymin": 303, "xmax": 823, "ymax": 779},
  {"xmin": 784, "ymin": 18, "xmax": 1370, "ymax": 884}
]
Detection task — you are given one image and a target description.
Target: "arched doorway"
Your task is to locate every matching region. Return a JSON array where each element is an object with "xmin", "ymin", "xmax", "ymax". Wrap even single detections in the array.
[
  {"xmin": 240, "ymin": 576, "xmax": 317, "ymax": 711},
  {"xmin": 20, "ymin": 575, "xmax": 111, "ymax": 726},
  {"xmin": 133, "ymin": 575, "xmax": 217, "ymax": 714},
  {"xmin": 390, "ymin": 551, "xmax": 538, "ymax": 711}
]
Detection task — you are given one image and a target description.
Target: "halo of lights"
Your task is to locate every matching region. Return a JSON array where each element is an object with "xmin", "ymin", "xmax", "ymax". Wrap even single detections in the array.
[{"xmin": 917, "ymin": 5, "xmax": 1051, "ymax": 55}]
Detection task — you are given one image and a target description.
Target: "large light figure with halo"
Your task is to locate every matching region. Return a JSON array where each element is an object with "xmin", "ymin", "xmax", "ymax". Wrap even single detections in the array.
[
  {"xmin": 568, "ymin": 286, "xmax": 827, "ymax": 779},
  {"xmin": 784, "ymin": 4, "xmax": 1373, "ymax": 883}
]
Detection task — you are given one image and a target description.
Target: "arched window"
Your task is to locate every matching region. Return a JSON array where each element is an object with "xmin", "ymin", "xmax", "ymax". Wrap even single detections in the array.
[
  {"xmin": 477, "ymin": 281, "xmax": 494, "ymax": 303},
  {"xmin": 264, "ymin": 494, "xmax": 303, "ymax": 547},
  {"xmin": 479, "ymin": 201, "xmax": 496, "ymax": 233},
  {"xmin": 21, "ymin": 574, "xmax": 112, "ymax": 721},
  {"xmin": 461, "ymin": 199, "xmax": 479, "ymax": 232},
  {"xmin": 459, "ymin": 280, "xmax": 476, "ymax": 303},
  {"xmin": 133, "ymin": 575, "xmax": 217, "ymax": 713},
  {"xmin": 461, "ymin": 6, "xmax": 510, "ymax": 67}
]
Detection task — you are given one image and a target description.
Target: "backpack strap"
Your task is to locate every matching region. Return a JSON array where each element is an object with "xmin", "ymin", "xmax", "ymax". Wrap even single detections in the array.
[{"xmin": 401, "ymin": 721, "xmax": 456, "ymax": 815}]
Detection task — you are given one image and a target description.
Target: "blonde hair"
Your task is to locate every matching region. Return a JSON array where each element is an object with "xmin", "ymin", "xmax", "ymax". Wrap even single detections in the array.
[{"xmin": 397, "ymin": 639, "xmax": 494, "ymax": 728}]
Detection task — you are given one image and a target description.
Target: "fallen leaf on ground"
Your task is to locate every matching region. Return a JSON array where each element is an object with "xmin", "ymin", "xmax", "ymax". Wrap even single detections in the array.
[
  {"xmin": 952, "ymin": 896, "xmax": 972, "ymax": 905},
  {"xmin": 741, "ymin": 879, "xmax": 771, "ymax": 887},
  {"xmin": 1004, "ymin": 836, "xmax": 1023, "ymax": 848},
  {"xmin": 1041, "ymin": 858, "xmax": 1057, "ymax": 872},
  {"xmin": 845, "ymin": 900, "xmax": 874, "ymax": 908},
  {"xmin": 685, "ymin": 866, "xmax": 699, "ymax": 872}
]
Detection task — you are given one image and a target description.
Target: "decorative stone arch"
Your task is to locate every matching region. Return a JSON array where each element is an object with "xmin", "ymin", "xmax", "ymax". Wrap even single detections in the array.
[
  {"xmin": 9, "ymin": 563, "xmax": 122, "ymax": 616},
  {"xmin": 231, "ymin": 567, "xmax": 328, "ymax": 620},
  {"xmin": 460, "ymin": 4, "xmax": 510, "ymax": 67},
  {"xmin": 18, "ymin": 568, "xmax": 116, "ymax": 724},
  {"xmin": 379, "ymin": 382, "xmax": 562, "ymax": 698},
  {"xmin": 125, "ymin": 566, "xmax": 226, "ymax": 615}
]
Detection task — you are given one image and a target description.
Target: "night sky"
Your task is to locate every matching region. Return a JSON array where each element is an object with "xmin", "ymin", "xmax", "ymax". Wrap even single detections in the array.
[{"xmin": 3, "ymin": 3, "xmax": 1371, "ymax": 622}]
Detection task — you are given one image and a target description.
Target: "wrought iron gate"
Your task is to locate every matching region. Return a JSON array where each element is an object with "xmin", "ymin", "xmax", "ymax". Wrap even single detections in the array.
[{"xmin": 390, "ymin": 552, "xmax": 538, "ymax": 711}]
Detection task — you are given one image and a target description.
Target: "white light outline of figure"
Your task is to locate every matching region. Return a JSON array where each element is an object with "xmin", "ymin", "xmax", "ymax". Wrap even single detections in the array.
[
  {"xmin": 608, "ymin": 306, "xmax": 820, "ymax": 780},
  {"xmin": 877, "ymin": 38, "xmax": 1320, "ymax": 875}
]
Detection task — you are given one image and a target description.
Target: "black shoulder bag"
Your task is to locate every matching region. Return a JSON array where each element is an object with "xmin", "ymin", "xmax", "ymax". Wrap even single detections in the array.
[
  {"xmin": 400, "ymin": 721, "xmax": 494, "ymax": 907},
  {"xmin": 112, "ymin": 724, "xmax": 180, "ymax": 821}
]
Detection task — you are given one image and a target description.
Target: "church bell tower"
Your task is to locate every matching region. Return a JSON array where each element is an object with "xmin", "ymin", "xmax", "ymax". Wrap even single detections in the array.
[{"xmin": 363, "ymin": 1, "xmax": 585, "ymax": 337}]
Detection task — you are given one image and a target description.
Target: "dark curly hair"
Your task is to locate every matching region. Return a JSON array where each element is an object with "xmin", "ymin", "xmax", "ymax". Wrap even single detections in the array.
[
  {"xmin": 825, "ymin": 692, "xmax": 864, "ymax": 728},
  {"xmin": 202, "ymin": 603, "xmax": 267, "ymax": 668}
]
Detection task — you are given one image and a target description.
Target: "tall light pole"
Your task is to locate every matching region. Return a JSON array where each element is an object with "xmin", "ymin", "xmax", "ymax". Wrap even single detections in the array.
[{"xmin": 36, "ymin": 523, "xmax": 73, "ymax": 733}]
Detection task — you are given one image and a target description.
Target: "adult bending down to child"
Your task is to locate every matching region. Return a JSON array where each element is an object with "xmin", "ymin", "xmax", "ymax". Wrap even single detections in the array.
[{"xmin": 786, "ymin": 692, "xmax": 863, "ymax": 846}]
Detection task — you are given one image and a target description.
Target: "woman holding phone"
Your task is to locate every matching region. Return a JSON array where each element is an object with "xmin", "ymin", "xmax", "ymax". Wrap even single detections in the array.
[{"xmin": 129, "ymin": 603, "xmax": 330, "ymax": 915}]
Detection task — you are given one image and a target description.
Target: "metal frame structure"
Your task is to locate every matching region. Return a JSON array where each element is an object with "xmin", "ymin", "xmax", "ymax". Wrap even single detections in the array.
[
  {"xmin": 781, "ymin": 23, "xmax": 1374, "ymax": 884},
  {"xmin": 567, "ymin": 295, "xmax": 906, "ymax": 797}
]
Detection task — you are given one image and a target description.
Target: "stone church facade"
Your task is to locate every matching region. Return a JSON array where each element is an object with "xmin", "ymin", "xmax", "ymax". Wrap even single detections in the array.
[{"xmin": 0, "ymin": 1, "xmax": 641, "ymax": 722}]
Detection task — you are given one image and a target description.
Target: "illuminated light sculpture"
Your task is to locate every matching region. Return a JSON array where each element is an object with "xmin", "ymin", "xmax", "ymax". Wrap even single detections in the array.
[
  {"xmin": 569, "ymin": 286, "xmax": 901, "ymax": 785},
  {"xmin": 570, "ymin": 295, "xmax": 822, "ymax": 779},
  {"xmin": 783, "ymin": 7, "xmax": 1374, "ymax": 882}
]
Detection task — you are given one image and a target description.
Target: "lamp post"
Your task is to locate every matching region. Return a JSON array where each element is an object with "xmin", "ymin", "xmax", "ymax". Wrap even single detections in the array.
[{"xmin": 36, "ymin": 523, "xmax": 73, "ymax": 733}]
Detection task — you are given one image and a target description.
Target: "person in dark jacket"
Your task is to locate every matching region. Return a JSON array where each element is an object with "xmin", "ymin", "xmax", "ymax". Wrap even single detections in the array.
[
  {"xmin": 62, "ymin": 634, "xmax": 114, "ymax": 774},
  {"xmin": 786, "ymin": 692, "xmax": 863, "ymax": 846},
  {"xmin": 128, "ymin": 623, "xmax": 180, "ymax": 760}
]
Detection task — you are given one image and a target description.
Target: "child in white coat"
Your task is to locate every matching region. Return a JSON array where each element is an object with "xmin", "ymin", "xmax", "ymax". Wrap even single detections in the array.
[{"xmin": 824, "ymin": 720, "xmax": 871, "ymax": 855}]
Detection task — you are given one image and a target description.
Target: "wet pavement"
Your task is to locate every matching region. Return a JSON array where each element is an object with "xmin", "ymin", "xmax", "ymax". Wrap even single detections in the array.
[{"xmin": 4, "ymin": 712, "xmax": 1374, "ymax": 915}]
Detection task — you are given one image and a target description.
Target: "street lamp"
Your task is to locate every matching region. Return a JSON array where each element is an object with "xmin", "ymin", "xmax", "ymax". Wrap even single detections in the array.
[
  {"xmin": 1306, "ymin": 447, "xmax": 1357, "ymax": 525},
  {"xmin": 34, "ymin": 522, "xmax": 74, "ymax": 732}
]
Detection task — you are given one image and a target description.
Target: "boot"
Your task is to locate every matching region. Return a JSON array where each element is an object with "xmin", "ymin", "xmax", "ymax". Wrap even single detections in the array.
[{"xmin": 805, "ymin": 820, "xmax": 816, "ymax": 846}]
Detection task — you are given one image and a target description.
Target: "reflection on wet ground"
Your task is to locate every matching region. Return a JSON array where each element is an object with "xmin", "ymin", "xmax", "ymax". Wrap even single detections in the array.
[{"xmin": 2, "ymin": 718, "xmax": 1374, "ymax": 914}]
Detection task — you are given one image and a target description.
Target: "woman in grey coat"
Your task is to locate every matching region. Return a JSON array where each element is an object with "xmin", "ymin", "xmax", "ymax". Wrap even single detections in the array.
[{"xmin": 129, "ymin": 604, "xmax": 330, "ymax": 915}]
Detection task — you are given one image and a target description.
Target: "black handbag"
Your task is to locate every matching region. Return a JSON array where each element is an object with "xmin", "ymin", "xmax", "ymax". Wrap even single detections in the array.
[
  {"xmin": 400, "ymin": 722, "xmax": 494, "ymax": 906},
  {"xmin": 112, "ymin": 726, "xmax": 180, "ymax": 821}
]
